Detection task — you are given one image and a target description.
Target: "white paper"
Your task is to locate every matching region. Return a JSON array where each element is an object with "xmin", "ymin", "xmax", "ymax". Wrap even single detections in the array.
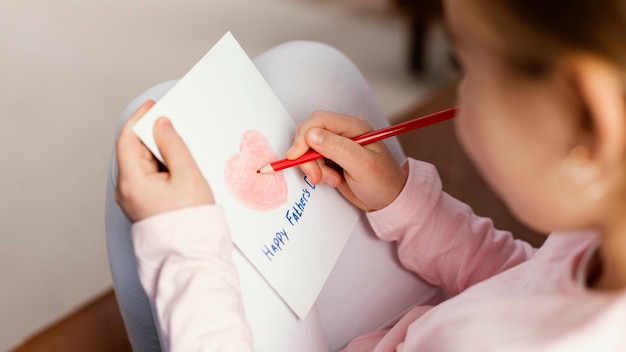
[{"xmin": 132, "ymin": 32, "xmax": 360, "ymax": 319}]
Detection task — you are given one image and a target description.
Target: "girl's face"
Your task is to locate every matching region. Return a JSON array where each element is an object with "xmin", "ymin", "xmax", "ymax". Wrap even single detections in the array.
[{"xmin": 444, "ymin": 0, "xmax": 584, "ymax": 232}]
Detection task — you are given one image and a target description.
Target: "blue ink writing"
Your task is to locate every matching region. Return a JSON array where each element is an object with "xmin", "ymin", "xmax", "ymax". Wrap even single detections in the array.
[
  {"xmin": 262, "ymin": 229, "xmax": 289, "ymax": 261},
  {"xmin": 304, "ymin": 175, "xmax": 316, "ymax": 190},
  {"xmin": 285, "ymin": 175, "xmax": 317, "ymax": 226},
  {"xmin": 285, "ymin": 187, "xmax": 312, "ymax": 226},
  {"xmin": 262, "ymin": 175, "xmax": 319, "ymax": 262}
]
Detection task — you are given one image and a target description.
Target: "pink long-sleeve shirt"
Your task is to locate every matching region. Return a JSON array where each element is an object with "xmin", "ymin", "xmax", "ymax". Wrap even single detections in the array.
[{"xmin": 132, "ymin": 159, "xmax": 626, "ymax": 351}]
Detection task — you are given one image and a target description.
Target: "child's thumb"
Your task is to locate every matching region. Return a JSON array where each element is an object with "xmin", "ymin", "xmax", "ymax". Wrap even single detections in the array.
[{"xmin": 153, "ymin": 117, "xmax": 197, "ymax": 178}]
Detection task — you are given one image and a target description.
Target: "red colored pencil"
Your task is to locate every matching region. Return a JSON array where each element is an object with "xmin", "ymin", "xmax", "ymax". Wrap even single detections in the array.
[{"xmin": 257, "ymin": 107, "xmax": 457, "ymax": 174}]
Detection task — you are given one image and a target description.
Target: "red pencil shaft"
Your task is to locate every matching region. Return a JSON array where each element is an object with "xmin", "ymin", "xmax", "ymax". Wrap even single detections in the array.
[{"xmin": 270, "ymin": 107, "xmax": 456, "ymax": 172}]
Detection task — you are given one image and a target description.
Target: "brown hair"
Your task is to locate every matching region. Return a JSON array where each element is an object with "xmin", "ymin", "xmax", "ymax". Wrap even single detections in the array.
[{"xmin": 474, "ymin": 0, "xmax": 626, "ymax": 77}]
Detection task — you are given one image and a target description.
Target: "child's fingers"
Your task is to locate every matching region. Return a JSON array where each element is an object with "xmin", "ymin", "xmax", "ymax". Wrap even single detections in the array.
[
  {"xmin": 122, "ymin": 100, "xmax": 155, "ymax": 133},
  {"xmin": 152, "ymin": 117, "xmax": 200, "ymax": 181},
  {"xmin": 336, "ymin": 181, "xmax": 370, "ymax": 211},
  {"xmin": 305, "ymin": 127, "xmax": 379, "ymax": 178},
  {"xmin": 286, "ymin": 111, "xmax": 373, "ymax": 160},
  {"xmin": 297, "ymin": 158, "xmax": 327, "ymax": 186},
  {"xmin": 305, "ymin": 111, "xmax": 374, "ymax": 138},
  {"xmin": 298, "ymin": 158, "xmax": 345, "ymax": 188},
  {"xmin": 116, "ymin": 100, "xmax": 156, "ymax": 179}
]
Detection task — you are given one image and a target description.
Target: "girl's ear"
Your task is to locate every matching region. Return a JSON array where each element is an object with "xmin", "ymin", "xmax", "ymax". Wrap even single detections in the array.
[{"xmin": 558, "ymin": 56, "xmax": 626, "ymax": 203}]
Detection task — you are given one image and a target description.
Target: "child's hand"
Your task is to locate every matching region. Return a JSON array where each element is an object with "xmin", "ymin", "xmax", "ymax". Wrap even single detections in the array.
[
  {"xmin": 115, "ymin": 100, "xmax": 215, "ymax": 223},
  {"xmin": 287, "ymin": 111, "xmax": 407, "ymax": 211}
]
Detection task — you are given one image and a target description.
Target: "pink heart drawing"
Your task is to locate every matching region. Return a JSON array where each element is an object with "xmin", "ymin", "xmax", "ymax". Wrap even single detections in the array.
[{"xmin": 225, "ymin": 129, "xmax": 288, "ymax": 211}]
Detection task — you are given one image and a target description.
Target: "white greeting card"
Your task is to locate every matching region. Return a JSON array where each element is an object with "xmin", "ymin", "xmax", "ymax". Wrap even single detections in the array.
[{"xmin": 132, "ymin": 32, "xmax": 360, "ymax": 318}]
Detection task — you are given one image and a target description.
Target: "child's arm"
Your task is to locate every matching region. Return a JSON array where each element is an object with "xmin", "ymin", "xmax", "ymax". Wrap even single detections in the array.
[
  {"xmin": 132, "ymin": 205, "xmax": 253, "ymax": 351},
  {"xmin": 367, "ymin": 158, "xmax": 537, "ymax": 295},
  {"xmin": 289, "ymin": 111, "xmax": 536, "ymax": 295},
  {"xmin": 115, "ymin": 102, "xmax": 253, "ymax": 349}
]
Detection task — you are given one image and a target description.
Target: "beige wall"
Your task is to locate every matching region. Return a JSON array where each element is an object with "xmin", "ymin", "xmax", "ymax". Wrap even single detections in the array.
[{"xmin": 0, "ymin": 0, "xmax": 441, "ymax": 349}]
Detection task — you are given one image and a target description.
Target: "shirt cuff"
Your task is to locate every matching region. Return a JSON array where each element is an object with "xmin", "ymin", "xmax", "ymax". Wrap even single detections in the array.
[{"xmin": 367, "ymin": 158, "xmax": 443, "ymax": 242}]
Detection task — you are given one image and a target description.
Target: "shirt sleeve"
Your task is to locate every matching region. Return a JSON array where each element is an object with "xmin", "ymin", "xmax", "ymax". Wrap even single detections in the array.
[
  {"xmin": 131, "ymin": 205, "xmax": 253, "ymax": 352},
  {"xmin": 366, "ymin": 158, "xmax": 537, "ymax": 296}
]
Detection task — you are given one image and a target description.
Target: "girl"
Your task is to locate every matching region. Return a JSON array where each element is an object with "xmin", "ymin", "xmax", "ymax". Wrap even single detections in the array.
[{"xmin": 113, "ymin": 0, "xmax": 626, "ymax": 350}]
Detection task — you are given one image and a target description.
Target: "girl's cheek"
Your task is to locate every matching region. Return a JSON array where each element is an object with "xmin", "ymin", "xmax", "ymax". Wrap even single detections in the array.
[
  {"xmin": 456, "ymin": 74, "xmax": 470, "ymax": 105},
  {"xmin": 454, "ymin": 86, "xmax": 481, "ymax": 162},
  {"xmin": 453, "ymin": 105, "xmax": 471, "ymax": 153}
]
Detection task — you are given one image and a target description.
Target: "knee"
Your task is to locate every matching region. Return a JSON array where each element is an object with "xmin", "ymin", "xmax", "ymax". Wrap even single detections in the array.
[
  {"xmin": 268, "ymin": 40, "xmax": 352, "ymax": 66},
  {"xmin": 254, "ymin": 40, "xmax": 363, "ymax": 87},
  {"xmin": 253, "ymin": 40, "xmax": 373, "ymax": 123}
]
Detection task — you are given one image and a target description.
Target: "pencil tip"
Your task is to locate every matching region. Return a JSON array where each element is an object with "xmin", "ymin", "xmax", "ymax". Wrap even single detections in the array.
[{"xmin": 258, "ymin": 164, "xmax": 274, "ymax": 174}]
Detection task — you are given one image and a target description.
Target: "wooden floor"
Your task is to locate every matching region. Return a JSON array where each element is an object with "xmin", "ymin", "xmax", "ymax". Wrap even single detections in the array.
[
  {"xmin": 13, "ymin": 290, "xmax": 132, "ymax": 352},
  {"xmin": 13, "ymin": 83, "xmax": 543, "ymax": 351}
]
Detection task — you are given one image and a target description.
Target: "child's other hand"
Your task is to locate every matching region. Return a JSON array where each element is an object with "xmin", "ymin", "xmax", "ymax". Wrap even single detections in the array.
[
  {"xmin": 287, "ymin": 111, "xmax": 407, "ymax": 211},
  {"xmin": 115, "ymin": 100, "xmax": 215, "ymax": 223}
]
